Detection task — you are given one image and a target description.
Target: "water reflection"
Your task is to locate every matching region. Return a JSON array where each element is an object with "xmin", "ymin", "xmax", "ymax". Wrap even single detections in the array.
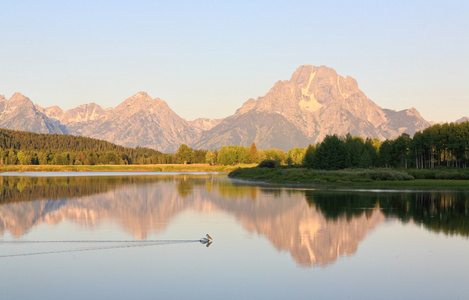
[
  {"xmin": 0, "ymin": 174, "xmax": 468, "ymax": 267},
  {"xmin": 306, "ymin": 191, "xmax": 469, "ymax": 237}
]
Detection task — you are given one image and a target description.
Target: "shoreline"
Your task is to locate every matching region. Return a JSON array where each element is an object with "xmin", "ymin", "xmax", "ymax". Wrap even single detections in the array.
[
  {"xmin": 228, "ymin": 167, "xmax": 469, "ymax": 191},
  {"xmin": 231, "ymin": 177, "xmax": 469, "ymax": 191},
  {"xmin": 0, "ymin": 164, "xmax": 256, "ymax": 173}
]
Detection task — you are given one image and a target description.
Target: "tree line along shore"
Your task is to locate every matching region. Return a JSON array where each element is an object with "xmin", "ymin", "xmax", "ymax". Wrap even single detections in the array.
[
  {"xmin": 1, "ymin": 121, "xmax": 469, "ymax": 175},
  {"xmin": 228, "ymin": 121, "xmax": 469, "ymax": 188}
]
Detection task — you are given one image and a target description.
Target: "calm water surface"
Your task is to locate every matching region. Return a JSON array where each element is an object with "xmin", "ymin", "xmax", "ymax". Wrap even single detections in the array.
[{"xmin": 1, "ymin": 173, "xmax": 468, "ymax": 299}]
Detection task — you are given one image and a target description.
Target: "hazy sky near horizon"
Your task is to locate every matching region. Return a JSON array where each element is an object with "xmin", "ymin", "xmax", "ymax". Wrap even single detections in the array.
[{"xmin": 1, "ymin": 0, "xmax": 468, "ymax": 122}]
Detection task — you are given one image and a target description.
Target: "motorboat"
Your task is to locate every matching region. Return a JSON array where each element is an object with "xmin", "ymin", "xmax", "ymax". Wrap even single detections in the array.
[{"xmin": 200, "ymin": 234, "xmax": 212, "ymax": 244}]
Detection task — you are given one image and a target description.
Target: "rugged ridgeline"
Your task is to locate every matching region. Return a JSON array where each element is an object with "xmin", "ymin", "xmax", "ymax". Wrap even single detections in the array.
[
  {"xmin": 0, "ymin": 93, "xmax": 68, "ymax": 135},
  {"xmin": 1, "ymin": 65, "xmax": 433, "ymax": 152},
  {"xmin": 195, "ymin": 65, "xmax": 430, "ymax": 150},
  {"xmin": 36, "ymin": 92, "xmax": 201, "ymax": 153}
]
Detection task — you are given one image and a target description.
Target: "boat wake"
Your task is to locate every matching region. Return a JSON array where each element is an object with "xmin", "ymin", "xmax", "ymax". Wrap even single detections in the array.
[{"xmin": 0, "ymin": 239, "xmax": 206, "ymax": 258}]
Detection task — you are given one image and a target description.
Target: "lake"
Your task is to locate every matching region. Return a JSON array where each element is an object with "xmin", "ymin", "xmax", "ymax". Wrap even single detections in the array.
[{"xmin": 1, "ymin": 173, "xmax": 468, "ymax": 299}]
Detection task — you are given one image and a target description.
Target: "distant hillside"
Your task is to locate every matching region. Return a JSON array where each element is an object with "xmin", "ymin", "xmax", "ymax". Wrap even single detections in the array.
[{"xmin": 0, "ymin": 128, "xmax": 162, "ymax": 164}]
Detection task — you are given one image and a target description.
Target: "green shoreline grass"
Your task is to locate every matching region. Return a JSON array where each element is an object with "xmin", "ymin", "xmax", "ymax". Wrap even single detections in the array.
[
  {"xmin": 0, "ymin": 164, "xmax": 257, "ymax": 173},
  {"xmin": 228, "ymin": 167, "xmax": 469, "ymax": 191}
]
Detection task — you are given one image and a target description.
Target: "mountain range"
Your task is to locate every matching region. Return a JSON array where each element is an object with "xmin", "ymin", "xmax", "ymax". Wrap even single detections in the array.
[{"xmin": 1, "ymin": 65, "xmax": 435, "ymax": 152}]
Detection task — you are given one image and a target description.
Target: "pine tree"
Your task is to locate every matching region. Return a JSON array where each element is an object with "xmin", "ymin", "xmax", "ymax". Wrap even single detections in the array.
[
  {"xmin": 303, "ymin": 145, "xmax": 315, "ymax": 168},
  {"xmin": 249, "ymin": 142, "xmax": 258, "ymax": 163}
]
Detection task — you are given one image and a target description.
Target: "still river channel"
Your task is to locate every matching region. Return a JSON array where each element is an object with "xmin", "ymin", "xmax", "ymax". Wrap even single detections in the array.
[{"xmin": 0, "ymin": 172, "xmax": 468, "ymax": 299}]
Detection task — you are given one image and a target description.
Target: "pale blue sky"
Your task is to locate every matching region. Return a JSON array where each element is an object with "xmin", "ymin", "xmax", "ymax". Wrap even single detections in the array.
[{"xmin": 1, "ymin": 0, "xmax": 468, "ymax": 122}]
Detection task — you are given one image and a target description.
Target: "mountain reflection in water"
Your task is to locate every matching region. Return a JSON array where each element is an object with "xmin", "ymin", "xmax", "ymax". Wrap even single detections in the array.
[{"xmin": 1, "ymin": 174, "xmax": 468, "ymax": 267}]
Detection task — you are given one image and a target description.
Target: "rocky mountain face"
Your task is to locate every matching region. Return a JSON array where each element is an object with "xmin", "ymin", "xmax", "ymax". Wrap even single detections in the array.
[
  {"xmin": 43, "ymin": 92, "xmax": 200, "ymax": 152},
  {"xmin": 40, "ymin": 105, "xmax": 64, "ymax": 120},
  {"xmin": 189, "ymin": 118, "xmax": 223, "ymax": 131},
  {"xmin": 0, "ymin": 93, "xmax": 68, "ymax": 134},
  {"xmin": 195, "ymin": 65, "xmax": 430, "ymax": 150},
  {"xmin": 87, "ymin": 92, "xmax": 200, "ymax": 152},
  {"xmin": 1, "ymin": 65, "xmax": 431, "ymax": 152}
]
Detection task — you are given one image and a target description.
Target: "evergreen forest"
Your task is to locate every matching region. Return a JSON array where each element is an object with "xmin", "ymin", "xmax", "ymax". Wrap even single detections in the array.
[{"xmin": 1, "ymin": 121, "xmax": 469, "ymax": 169}]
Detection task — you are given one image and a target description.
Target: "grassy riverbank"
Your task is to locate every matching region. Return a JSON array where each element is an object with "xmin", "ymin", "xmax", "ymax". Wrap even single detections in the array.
[
  {"xmin": 228, "ymin": 167, "xmax": 469, "ymax": 190},
  {"xmin": 0, "ymin": 164, "xmax": 257, "ymax": 173}
]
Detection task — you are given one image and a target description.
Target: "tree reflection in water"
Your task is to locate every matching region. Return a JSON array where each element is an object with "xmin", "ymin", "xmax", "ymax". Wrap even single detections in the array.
[
  {"xmin": 305, "ymin": 191, "xmax": 469, "ymax": 237},
  {"xmin": 1, "ymin": 174, "xmax": 468, "ymax": 267}
]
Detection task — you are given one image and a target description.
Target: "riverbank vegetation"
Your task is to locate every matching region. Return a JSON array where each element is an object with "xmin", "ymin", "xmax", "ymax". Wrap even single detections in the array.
[
  {"xmin": 0, "ymin": 129, "xmax": 276, "ymax": 167},
  {"xmin": 299, "ymin": 121, "xmax": 469, "ymax": 170},
  {"xmin": 229, "ymin": 166, "xmax": 469, "ymax": 190},
  {"xmin": 2, "ymin": 121, "xmax": 469, "ymax": 175},
  {"xmin": 229, "ymin": 167, "xmax": 414, "ymax": 183},
  {"xmin": 229, "ymin": 121, "xmax": 469, "ymax": 187}
]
